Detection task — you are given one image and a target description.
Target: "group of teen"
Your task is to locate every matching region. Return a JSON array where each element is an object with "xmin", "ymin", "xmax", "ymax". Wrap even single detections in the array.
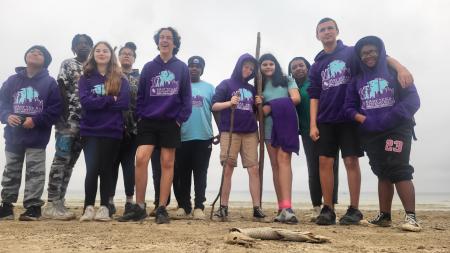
[{"xmin": 0, "ymin": 17, "xmax": 421, "ymax": 232}]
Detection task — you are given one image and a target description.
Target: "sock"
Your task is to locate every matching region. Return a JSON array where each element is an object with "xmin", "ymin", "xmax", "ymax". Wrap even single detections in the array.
[
  {"xmin": 137, "ymin": 203, "xmax": 145, "ymax": 209},
  {"xmin": 278, "ymin": 200, "xmax": 291, "ymax": 210},
  {"xmin": 126, "ymin": 196, "xmax": 134, "ymax": 204},
  {"xmin": 405, "ymin": 210, "xmax": 416, "ymax": 217},
  {"xmin": 109, "ymin": 197, "xmax": 114, "ymax": 205}
]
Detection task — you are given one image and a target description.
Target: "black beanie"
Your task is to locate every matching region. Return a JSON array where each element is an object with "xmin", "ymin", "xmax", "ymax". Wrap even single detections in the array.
[{"xmin": 24, "ymin": 45, "xmax": 52, "ymax": 68}]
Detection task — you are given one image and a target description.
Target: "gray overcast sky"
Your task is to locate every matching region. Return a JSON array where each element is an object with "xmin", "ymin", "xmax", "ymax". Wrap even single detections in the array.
[{"xmin": 0, "ymin": 0, "xmax": 449, "ymax": 199}]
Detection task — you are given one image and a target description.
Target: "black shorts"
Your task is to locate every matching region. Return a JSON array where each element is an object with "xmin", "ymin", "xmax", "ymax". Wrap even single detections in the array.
[
  {"xmin": 360, "ymin": 123, "xmax": 414, "ymax": 183},
  {"xmin": 137, "ymin": 119, "xmax": 181, "ymax": 148},
  {"xmin": 316, "ymin": 122, "xmax": 364, "ymax": 158}
]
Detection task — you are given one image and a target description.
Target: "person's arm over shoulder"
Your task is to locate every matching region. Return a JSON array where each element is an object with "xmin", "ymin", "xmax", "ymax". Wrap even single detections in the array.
[
  {"xmin": 78, "ymin": 75, "xmax": 115, "ymax": 110},
  {"xmin": 32, "ymin": 78, "xmax": 62, "ymax": 128},
  {"xmin": 387, "ymin": 56, "xmax": 414, "ymax": 88}
]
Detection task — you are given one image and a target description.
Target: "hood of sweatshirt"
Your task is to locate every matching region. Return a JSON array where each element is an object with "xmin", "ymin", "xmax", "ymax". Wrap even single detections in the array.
[{"xmin": 230, "ymin": 53, "xmax": 257, "ymax": 82}]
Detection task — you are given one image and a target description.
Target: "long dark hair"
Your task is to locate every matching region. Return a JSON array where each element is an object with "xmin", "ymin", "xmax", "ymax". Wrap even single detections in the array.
[{"xmin": 259, "ymin": 53, "xmax": 288, "ymax": 90}]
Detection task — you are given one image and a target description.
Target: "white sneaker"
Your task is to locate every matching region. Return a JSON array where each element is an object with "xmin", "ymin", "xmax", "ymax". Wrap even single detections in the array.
[
  {"xmin": 309, "ymin": 206, "xmax": 321, "ymax": 222},
  {"xmin": 94, "ymin": 206, "xmax": 112, "ymax": 222},
  {"xmin": 174, "ymin": 208, "xmax": 190, "ymax": 219},
  {"xmin": 80, "ymin": 205, "xmax": 95, "ymax": 222},
  {"xmin": 400, "ymin": 213, "xmax": 422, "ymax": 232},
  {"xmin": 52, "ymin": 200, "xmax": 76, "ymax": 220},
  {"xmin": 193, "ymin": 208, "xmax": 206, "ymax": 220}
]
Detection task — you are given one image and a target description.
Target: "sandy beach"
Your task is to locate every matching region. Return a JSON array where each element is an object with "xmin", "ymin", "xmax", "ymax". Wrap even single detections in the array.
[{"xmin": 0, "ymin": 201, "xmax": 449, "ymax": 253}]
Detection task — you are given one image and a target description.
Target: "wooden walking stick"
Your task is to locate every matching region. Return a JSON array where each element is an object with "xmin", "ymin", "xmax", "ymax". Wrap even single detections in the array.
[
  {"xmin": 255, "ymin": 32, "xmax": 264, "ymax": 207},
  {"xmin": 210, "ymin": 91, "xmax": 240, "ymax": 220}
]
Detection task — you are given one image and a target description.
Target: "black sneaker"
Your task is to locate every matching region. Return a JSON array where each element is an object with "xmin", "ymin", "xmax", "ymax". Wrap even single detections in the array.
[
  {"xmin": 19, "ymin": 206, "xmax": 41, "ymax": 221},
  {"xmin": 316, "ymin": 205, "xmax": 336, "ymax": 225},
  {"xmin": 213, "ymin": 205, "xmax": 228, "ymax": 221},
  {"xmin": 117, "ymin": 203, "xmax": 147, "ymax": 222},
  {"xmin": 149, "ymin": 206, "xmax": 157, "ymax": 217},
  {"xmin": 339, "ymin": 206, "xmax": 363, "ymax": 225},
  {"xmin": 123, "ymin": 202, "xmax": 133, "ymax": 216},
  {"xmin": 0, "ymin": 202, "xmax": 14, "ymax": 220},
  {"xmin": 253, "ymin": 206, "xmax": 266, "ymax": 219},
  {"xmin": 155, "ymin": 206, "xmax": 170, "ymax": 224},
  {"xmin": 109, "ymin": 203, "xmax": 116, "ymax": 217},
  {"xmin": 369, "ymin": 212, "xmax": 392, "ymax": 227}
]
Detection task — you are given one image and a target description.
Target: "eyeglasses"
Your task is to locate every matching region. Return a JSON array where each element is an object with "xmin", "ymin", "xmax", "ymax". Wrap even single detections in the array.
[{"xmin": 120, "ymin": 52, "xmax": 135, "ymax": 57}]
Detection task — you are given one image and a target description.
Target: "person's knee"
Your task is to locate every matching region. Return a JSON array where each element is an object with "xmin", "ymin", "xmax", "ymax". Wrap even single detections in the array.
[
  {"xmin": 343, "ymin": 156, "xmax": 360, "ymax": 170},
  {"xmin": 247, "ymin": 166, "xmax": 259, "ymax": 177}
]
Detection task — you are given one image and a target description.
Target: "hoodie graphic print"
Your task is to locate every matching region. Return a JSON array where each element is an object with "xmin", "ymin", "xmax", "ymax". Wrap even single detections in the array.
[
  {"xmin": 13, "ymin": 86, "xmax": 43, "ymax": 115},
  {"xmin": 344, "ymin": 36, "xmax": 420, "ymax": 132},
  {"xmin": 212, "ymin": 53, "xmax": 258, "ymax": 133},
  {"xmin": 150, "ymin": 70, "xmax": 179, "ymax": 96}
]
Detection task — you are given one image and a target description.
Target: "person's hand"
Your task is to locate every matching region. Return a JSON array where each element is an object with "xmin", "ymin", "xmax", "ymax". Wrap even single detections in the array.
[
  {"xmin": 22, "ymin": 117, "xmax": 35, "ymax": 129},
  {"xmin": 7, "ymin": 115, "xmax": 22, "ymax": 127},
  {"xmin": 255, "ymin": 95, "xmax": 264, "ymax": 105},
  {"xmin": 310, "ymin": 125, "xmax": 320, "ymax": 142},
  {"xmin": 262, "ymin": 105, "xmax": 271, "ymax": 116},
  {"xmin": 212, "ymin": 134, "xmax": 220, "ymax": 145},
  {"xmin": 230, "ymin": 95, "xmax": 240, "ymax": 107},
  {"xmin": 397, "ymin": 67, "xmax": 414, "ymax": 88},
  {"xmin": 355, "ymin": 113, "xmax": 366, "ymax": 124},
  {"xmin": 113, "ymin": 96, "xmax": 118, "ymax": 101}
]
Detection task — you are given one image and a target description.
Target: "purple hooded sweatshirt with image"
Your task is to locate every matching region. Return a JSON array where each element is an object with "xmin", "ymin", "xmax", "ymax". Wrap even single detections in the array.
[
  {"xmin": 307, "ymin": 40, "xmax": 359, "ymax": 123},
  {"xmin": 78, "ymin": 71, "xmax": 130, "ymax": 139},
  {"xmin": 136, "ymin": 55, "xmax": 192, "ymax": 124},
  {"xmin": 0, "ymin": 67, "xmax": 61, "ymax": 151},
  {"xmin": 344, "ymin": 36, "xmax": 420, "ymax": 132},
  {"xmin": 212, "ymin": 53, "xmax": 258, "ymax": 133}
]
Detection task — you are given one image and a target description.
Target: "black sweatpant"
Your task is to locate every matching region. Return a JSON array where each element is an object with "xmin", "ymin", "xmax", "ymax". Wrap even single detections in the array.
[
  {"xmin": 302, "ymin": 135, "xmax": 339, "ymax": 207},
  {"xmin": 82, "ymin": 136, "xmax": 121, "ymax": 208},
  {"xmin": 174, "ymin": 139, "xmax": 212, "ymax": 213}
]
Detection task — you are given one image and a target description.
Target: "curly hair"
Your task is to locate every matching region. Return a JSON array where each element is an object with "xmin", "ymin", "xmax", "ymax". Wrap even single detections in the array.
[{"xmin": 153, "ymin": 27, "xmax": 181, "ymax": 55}]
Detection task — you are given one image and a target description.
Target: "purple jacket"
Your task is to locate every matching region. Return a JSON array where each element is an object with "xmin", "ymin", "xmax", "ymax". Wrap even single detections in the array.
[
  {"xmin": 268, "ymin": 97, "xmax": 299, "ymax": 154},
  {"xmin": 344, "ymin": 36, "xmax": 420, "ymax": 132},
  {"xmin": 79, "ymin": 71, "xmax": 130, "ymax": 139},
  {"xmin": 136, "ymin": 55, "xmax": 192, "ymax": 124},
  {"xmin": 0, "ymin": 67, "xmax": 61, "ymax": 151},
  {"xmin": 308, "ymin": 40, "xmax": 359, "ymax": 123},
  {"xmin": 212, "ymin": 53, "xmax": 258, "ymax": 133}
]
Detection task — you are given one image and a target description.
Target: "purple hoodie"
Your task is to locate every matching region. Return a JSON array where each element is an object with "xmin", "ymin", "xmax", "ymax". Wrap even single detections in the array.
[
  {"xmin": 212, "ymin": 53, "xmax": 258, "ymax": 133},
  {"xmin": 308, "ymin": 40, "xmax": 359, "ymax": 123},
  {"xmin": 136, "ymin": 55, "xmax": 192, "ymax": 124},
  {"xmin": 0, "ymin": 67, "xmax": 61, "ymax": 151},
  {"xmin": 267, "ymin": 97, "xmax": 299, "ymax": 154},
  {"xmin": 344, "ymin": 36, "xmax": 420, "ymax": 132},
  {"xmin": 79, "ymin": 71, "xmax": 130, "ymax": 139}
]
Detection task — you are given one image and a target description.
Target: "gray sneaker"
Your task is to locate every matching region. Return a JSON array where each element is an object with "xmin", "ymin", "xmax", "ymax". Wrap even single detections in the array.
[
  {"xmin": 44, "ymin": 200, "xmax": 76, "ymax": 220},
  {"xmin": 274, "ymin": 208, "xmax": 298, "ymax": 224}
]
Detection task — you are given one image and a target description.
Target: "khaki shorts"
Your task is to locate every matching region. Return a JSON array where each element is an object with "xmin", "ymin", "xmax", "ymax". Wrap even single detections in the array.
[{"xmin": 220, "ymin": 131, "xmax": 258, "ymax": 168}]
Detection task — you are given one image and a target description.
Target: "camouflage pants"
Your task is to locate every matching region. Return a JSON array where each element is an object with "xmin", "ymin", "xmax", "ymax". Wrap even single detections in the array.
[
  {"xmin": 1, "ymin": 149, "xmax": 46, "ymax": 208},
  {"xmin": 47, "ymin": 126, "xmax": 82, "ymax": 201}
]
